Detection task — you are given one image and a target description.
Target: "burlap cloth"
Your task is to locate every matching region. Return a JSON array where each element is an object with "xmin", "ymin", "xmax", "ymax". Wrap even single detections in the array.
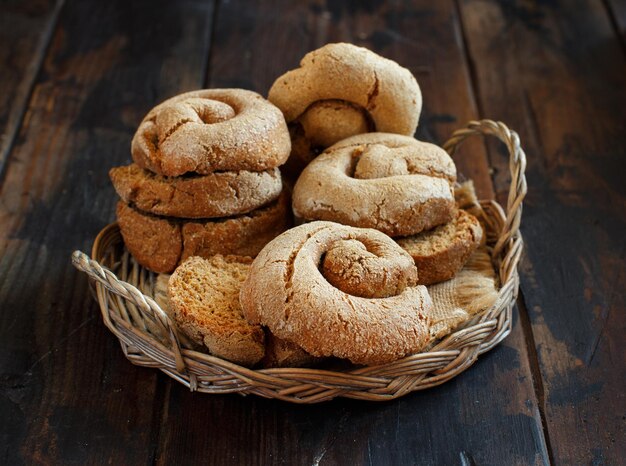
[{"xmin": 426, "ymin": 180, "xmax": 499, "ymax": 339}]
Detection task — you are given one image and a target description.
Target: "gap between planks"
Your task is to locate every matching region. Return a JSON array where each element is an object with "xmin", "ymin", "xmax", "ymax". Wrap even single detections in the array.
[
  {"xmin": 203, "ymin": 0, "xmax": 223, "ymax": 88},
  {"xmin": 0, "ymin": 0, "xmax": 66, "ymax": 183},
  {"xmin": 601, "ymin": 0, "xmax": 626, "ymax": 57},
  {"xmin": 516, "ymin": 290, "xmax": 556, "ymax": 466},
  {"xmin": 150, "ymin": 379, "xmax": 172, "ymax": 466}
]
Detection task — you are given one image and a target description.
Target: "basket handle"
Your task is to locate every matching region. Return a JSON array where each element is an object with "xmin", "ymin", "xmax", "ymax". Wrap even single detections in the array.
[
  {"xmin": 71, "ymin": 250, "xmax": 187, "ymax": 373},
  {"xmin": 442, "ymin": 120, "xmax": 527, "ymax": 258}
]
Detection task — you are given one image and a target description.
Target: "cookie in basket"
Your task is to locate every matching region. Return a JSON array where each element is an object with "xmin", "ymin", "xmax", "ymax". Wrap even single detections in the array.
[
  {"xmin": 240, "ymin": 221, "xmax": 433, "ymax": 366},
  {"xmin": 167, "ymin": 255, "xmax": 315, "ymax": 367},
  {"xmin": 268, "ymin": 43, "xmax": 422, "ymax": 174},
  {"xmin": 110, "ymin": 163, "xmax": 282, "ymax": 218},
  {"xmin": 113, "ymin": 88, "xmax": 292, "ymax": 274},
  {"xmin": 116, "ymin": 187, "xmax": 291, "ymax": 274},
  {"xmin": 397, "ymin": 209, "xmax": 483, "ymax": 285},
  {"xmin": 292, "ymin": 132, "xmax": 456, "ymax": 237},
  {"xmin": 168, "ymin": 255, "xmax": 265, "ymax": 366},
  {"xmin": 131, "ymin": 89, "xmax": 290, "ymax": 177}
]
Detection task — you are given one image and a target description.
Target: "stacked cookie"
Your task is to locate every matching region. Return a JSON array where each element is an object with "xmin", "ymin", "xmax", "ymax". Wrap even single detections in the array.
[
  {"xmin": 292, "ymin": 131, "xmax": 482, "ymax": 285},
  {"xmin": 106, "ymin": 43, "xmax": 495, "ymax": 369},
  {"xmin": 110, "ymin": 89, "xmax": 292, "ymax": 273},
  {"xmin": 268, "ymin": 43, "xmax": 422, "ymax": 176}
]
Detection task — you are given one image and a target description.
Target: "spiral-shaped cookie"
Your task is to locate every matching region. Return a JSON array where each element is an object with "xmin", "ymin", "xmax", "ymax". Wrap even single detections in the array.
[
  {"xmin": 293, "ymin": 133, "xmax": 457, "ymax": 237},
  {"xmin": 239, "ymin": 221, "xmax": 432, "ymax": 365},
  {"xmin": 131, "ymin": 89, "xmax": 291, "ymax": 176},
  {"xmin": 268, "ymin": 43, "xmax": 422, "ymax": 171}
]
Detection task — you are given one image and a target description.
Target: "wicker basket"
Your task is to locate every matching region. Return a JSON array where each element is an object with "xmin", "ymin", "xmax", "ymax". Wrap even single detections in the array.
[{"xmin": 71, "ymin": 120, "xmax": 527, "ymax": 403}]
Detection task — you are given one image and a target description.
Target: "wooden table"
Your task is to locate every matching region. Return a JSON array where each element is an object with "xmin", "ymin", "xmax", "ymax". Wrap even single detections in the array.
[{"xmin": 1, "ymin": 1, "xmax": 624, "ymax": 464}]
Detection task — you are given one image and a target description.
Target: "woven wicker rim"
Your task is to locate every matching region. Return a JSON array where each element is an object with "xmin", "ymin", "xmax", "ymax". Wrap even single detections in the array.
[{"xmin": 71, "ymin": 119, "xmax": 527, "ymax": 403}]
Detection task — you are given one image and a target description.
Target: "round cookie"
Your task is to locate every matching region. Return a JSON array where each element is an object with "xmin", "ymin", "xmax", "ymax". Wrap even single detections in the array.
[
  {"xmin": 132, "ymin": 89, "xmax": 291, "ymax": 176},
  {"xmin": 168, "ymin": 255, "xmax": 265, "ymax": 366},
  {"xmin": 269, "ymin": 43, "xmax": 422, "ymax": 171},
  {"xmin": 292, "ymin": 133, "xmax": 456, "ymax": 237},
  {"xmin": 239, "ymin": 221, "xmax": 433, "ymax": 365},
  {"xmin": 110, "ymin": 164, "xmax": 282, "ymax": 218},
  {"xmin": 397, "ymin": 210, "xmax": 484, "ymax": 285},
  {"xmin": 117, "ymin": 190, "xmax": 291, "ymax": 273}
]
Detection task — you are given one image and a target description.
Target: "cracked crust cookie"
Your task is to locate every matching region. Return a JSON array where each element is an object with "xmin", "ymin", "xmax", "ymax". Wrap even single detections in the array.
[
  {"xmin": 292, "ymin": 133, "xmax": 456, "ymax": 237},
  {"xmin": 116, "ymin": 190, "xmax": 291, "ymax": 273},
  {"xmin": 268, "ymin": 43, "xmax": 421, "ymax": 173},
  {"xmin": 397, "ymin": 209, "xmax": 484, "ymax": 285},
  {"xmin": 131, "ymin": 89, "xmax": 291, "ymax": 176},
  {"xmin": 239, "ymin": 221, "xmax": 432, "ymax": 365},
  {"xmin": 110, "ymin": 164, "xmax": 282, "ymax": 218}
]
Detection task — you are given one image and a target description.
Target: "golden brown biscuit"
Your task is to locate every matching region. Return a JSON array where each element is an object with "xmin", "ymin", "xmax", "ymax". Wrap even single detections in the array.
[
  {"xmin": 269, "ymin": 43, "xmax": 421, "ymax": 136},
  {"xmin": 132, "ymin": 89, "xmax": 291, "ymax": 176},
  {"xmin": 240, "ymin": 221, "xmax": 432, "ymax": 365},
  {"xmin": 110, "ymin": 164, "xmax": 282, "ymax": 218},
  {"xmin": 292, "ymin": 133, "xmax": 456, "ymax": 237},
  {"xmin": 269, "ymin": 43, "xmax": 421, "ymax": 172},
  {"xmin": 168, "ymin": 255, "xmax": 265, "ymax": 366},
  {"xmin": 397, "ymin": 210, "xmax": 483, "ymax": 285},
  {"xmin": 117, "ymin": 191, "xmax": 291, "ymax": 273},
  {"xmin": 117, "ymin": 201, "xmax": 182, "ymax": 274}
]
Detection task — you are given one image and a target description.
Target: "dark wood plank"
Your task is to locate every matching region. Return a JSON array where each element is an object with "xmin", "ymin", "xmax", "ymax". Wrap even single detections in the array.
[
  {"xmin": 0, "ymin": 0, "xmax": 215, "ymax": 463},
  {"xmin": 458, "ymin": 0, "xmax": 626, "ymax": 463},
  {"xmin": 605, "ymin": 0, "xmax": 626, "ymax": 50},
  {"xmin": 155, "ymin": 2, "xmax": 549, "ymax": 465},
  {"xmin": 0, "ymin": 0, "xmax": 64, "ymax": 176}
]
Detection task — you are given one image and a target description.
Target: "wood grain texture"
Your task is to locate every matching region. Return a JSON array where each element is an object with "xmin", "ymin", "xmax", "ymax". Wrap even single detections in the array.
[
  {"xmin": 0, "ymin": 0, "xmax": 215, "ymax": 463},
  {"xmin": 153, "ymin": 2, "xmax": 549, "ymax": 464},
  {"xmin": 605, "ymin": 0, "xmax": 626, "ymax": 50},
  {"xmin": 2, "ymin": 0, "xmax": 623, "ymax": 464},
  {"xmin": 0, "ymin": 0, "xmax": 64, "ymax": 176},
  {"xmin": 458, "ymin": 0, "xmax": 626, "ymax": 463},
  {"xmin": 156, "ymin": 351, "xmax": 549, "ymax": 466}
]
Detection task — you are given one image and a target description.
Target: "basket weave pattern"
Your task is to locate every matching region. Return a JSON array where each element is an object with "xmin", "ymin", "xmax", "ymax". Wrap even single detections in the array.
[{"xmin": 72, "ymin": 120, "xmax": 527, "ymax": 403}]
